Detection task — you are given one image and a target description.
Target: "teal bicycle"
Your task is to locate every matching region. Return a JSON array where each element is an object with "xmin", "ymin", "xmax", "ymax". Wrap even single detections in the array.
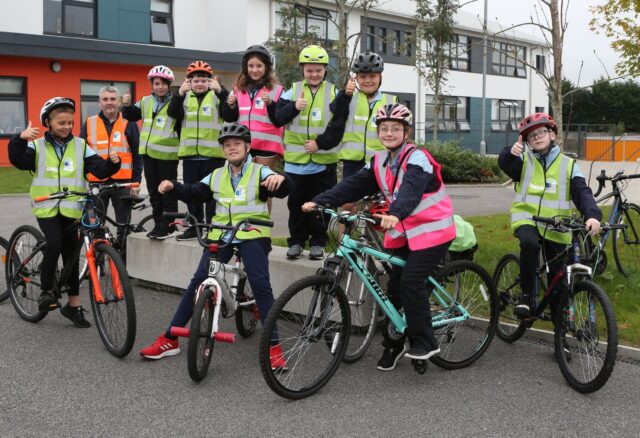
[{"xmin": 258, "ymin": 208, "xmax": 498, "ymax": 399}]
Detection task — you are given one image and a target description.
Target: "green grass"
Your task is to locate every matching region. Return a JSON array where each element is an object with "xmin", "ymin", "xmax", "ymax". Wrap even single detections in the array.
[{"xmin": 0, "ymin": 167, "xmax": 31, "ymax": 194}]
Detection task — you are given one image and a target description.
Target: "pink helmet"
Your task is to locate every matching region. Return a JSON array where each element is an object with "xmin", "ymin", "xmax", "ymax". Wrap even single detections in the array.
[
  {"xmin": 375, "ymin": 103, "xmax": 413, "ymax": 127},
  {"xmin": 147, "ymin": 65, "xmax": 174, "ymax": 82}
]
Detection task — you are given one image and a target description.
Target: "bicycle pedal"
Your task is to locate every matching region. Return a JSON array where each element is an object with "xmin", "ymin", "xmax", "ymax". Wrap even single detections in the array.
[{"xmin": 411, "ymin": 359, "xmax": 428, "ymax": 375}]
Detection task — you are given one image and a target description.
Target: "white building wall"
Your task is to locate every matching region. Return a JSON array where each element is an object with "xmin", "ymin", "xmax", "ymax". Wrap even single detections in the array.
[{"xmin": 2, "ymin": 0, "xmax": 42, "ymax": 34}]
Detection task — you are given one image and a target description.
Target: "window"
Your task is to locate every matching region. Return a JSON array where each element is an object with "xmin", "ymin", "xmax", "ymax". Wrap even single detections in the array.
[
  {"xmin": 80, "ymin": 81, "xmax": 134, "ymax": 122},
  {"xmin": 535, "ymin": 106, "xmax": 545, "ymax": 113},
  {"xmin": 492, "ymin": 42, "xmax": 526, "ymax": 77},
  {"xmin": 393, "ymin": 30, "xmax": 402, "ymax": 56},
  {"xmin": 447, "ymin": 34, "xmax": 471, "ymax": 71},
  {"xmin": 366, "ymin": 26, "xmax": 376, "ymax": 52},
  {"xmin": 275, "ymin": 4, "xmax": 338, "ymax": 45},
  {"xmin": 378, "ymin": 27, "xmax": 387, "ymax": 54},
  {"xmin": 44, "ymin": 0, "xmax": 96, "ymax": 37},
  {"xmin": 0, "ymin": 77, "xmax": 27, "ymax": 137},
  {"xmin": 405, "ymin": 32, "xmax": 413, "ymax": 57},
  {"xmin": 361, "ymin": 18, "xmax": 415, "ymax": 66},
  {"xmin": 491, "ymin": 99, "xmax": 525, "ymax": 131},
  {"xmin": 393, "ymin": 92, "xmax": 416, "ymax": 114},
  {"xmin": 151, "ymin": 0, "xmax": 174, "ymax": 45},
  {"xmin": 425, "ymin": 95, "xmax": 469, "ymax": 132},
  {"xmin": 535, "ymin": 55, "xmax": 546, "ymax": 73}
]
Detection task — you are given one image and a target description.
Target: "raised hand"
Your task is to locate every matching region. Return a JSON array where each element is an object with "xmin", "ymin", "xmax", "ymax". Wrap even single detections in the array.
[
  {"xmin": 20, "ymin": 121, "xmax": 40, "ymax": 141},
  {"xmin": 179, "ymin": 78, "xmax": 192, "ymax": 96},
  {"xmin": 511, "ymin": 135, "xmax": 524, "ymax": 156},
  {"xmin": 295, "ymin": 97, "xmax": 308, "ymax": 111}
]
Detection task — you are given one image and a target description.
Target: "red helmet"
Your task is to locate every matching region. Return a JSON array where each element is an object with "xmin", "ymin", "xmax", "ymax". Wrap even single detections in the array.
[
  {"xmin": 369, "ymin": 198, "xmax": 390, "ymax": 232},
  {"xmin": 186, "ymin": 60, "xmax": 213, "ymax": 78},
  {"xmin": 518, "ymin": 112, "xmax": 557, "ymax": 138}
]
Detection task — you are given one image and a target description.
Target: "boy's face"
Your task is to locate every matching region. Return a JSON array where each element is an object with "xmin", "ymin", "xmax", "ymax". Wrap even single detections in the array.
[
  {"xmin": 526, "ymin": 126, "xmax": 555, "ymax": 152},
  {"xmin": 302, "ymin": 64, "xmax": 326, "ymax": 87},
  {"xmin": 48, "ymin": 111, "xmax": 74, "ymax": 139},
  {"xmin": 98, "ymin": 91, "xmax": 119, "ymax": 119},
  {"xmin": 357, "ymin": 72, "xmax": 381, "ymax": 96},
  {"xmin": 152, "ymin": 78, "xmax": 169, "ymax": 97},
  {"xmin": 247, "ymin": 56, "xmax": 266, "ymax": 82},
  {"xmin": 377, "ymin": 120, "xmax": 405, "ymax": 149},
  {"xmin": 223, "ymin": 137, "xmax": 249, "ymax": 165},
  {"xmin": 190, "ymin": 74, "xmax": 210, "ymax": 94}
]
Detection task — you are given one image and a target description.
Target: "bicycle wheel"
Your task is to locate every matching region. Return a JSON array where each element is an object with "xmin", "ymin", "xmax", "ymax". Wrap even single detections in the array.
[
  {"xmin": 554, "ymin": 280, "xmax": 617, "ymax": 393},
  {"xmin": 133, "ymin": 214, "xmax": 155, "ymax": 233},
  {"xmin": 6, "ymin": 225, "xmax": 48, "ymax": 322},
  {"xmin": 612, "ymin": 203, "xmax": 640, "ymax": 277},
  {"xmin": 187, "ymin": 287, "xmax": 215, "ymax": 382},
  {"xmin": 430, "ymin": 260, "xmax": 498, "ymax": 370},
  {"xmin": 579, "ymin": 231, "xmax": 607, "ymax": 276},
  {"xmin": 0, "ymin": 236, "xmax": 9, "ymax": 303},
  {"xmin": 493, "ymin": 254, "xmax": 527, "ymax": 343},
  {"xmin": 258, "ymin": 275, "xmax": 350, "ymax": 400},
  {"xmin": 89, "ymin": 242, "xmax": 136, "ymax": 357},
  {"xmin": 235, "ymin": 274, "xmax": 259, "ymax": 338}
]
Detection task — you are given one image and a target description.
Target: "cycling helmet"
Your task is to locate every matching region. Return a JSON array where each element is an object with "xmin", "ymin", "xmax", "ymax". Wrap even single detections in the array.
[
  {"xmin": 298, "ymin": 45, "xmax": 329, "ymax": 65},
  {"xmin": 375, "ymin": 103, "xmax": 413, "ymax": 127},
  {"xmin": 147, "ymin": 65, "xmax": 174, "ymax": 82},
  {"xmin": 243, "ymin": 45, "xmax": 273, "ymax": 65},
  {"xmin": 352, "ymin": 52, "xmax": 384, "ymax": 73},
  {"xmin": 218, "ymin": 122, "xmax": 251, "ymax": 145},
  {"xmin": 40, "ymin": 97, "xmax": 75, "ymax": 125},
  {"xmin": 518, "ymin": 112, "xmax": 558, "ymax": 138},
  {"xmin": 186, "ymin": 60, "xmax": 213, "ymax": 78},
  {"xmin": 369, "ymin": 198, "xmax": 390, "ymax": 232}
]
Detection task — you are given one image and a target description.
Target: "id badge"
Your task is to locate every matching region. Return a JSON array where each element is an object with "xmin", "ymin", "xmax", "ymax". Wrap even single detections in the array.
[
  {"xmin": 112, "ymin": 131, "xmax": 121, "ymax": 142},
  {"xmin": 63, "ymin": 159, "xmax": 74, "ymax": 172},
  {"xmin": 202, "ymin": 105, "xmax": 212, "ymax": 116},
  {"xmin": 234, "ymin": 187, "xmax": 246, "ymax": 202},
  {"xmin": 155, "ymin": 116, "xmax": 166, "ymax": 128},
  {"xmin": 311, "ymin": 108, "xmax": 322, "ymax": 121},
  {"xmin": 254, "ymin": 98, "xmax": 264, "ymax": 110}
]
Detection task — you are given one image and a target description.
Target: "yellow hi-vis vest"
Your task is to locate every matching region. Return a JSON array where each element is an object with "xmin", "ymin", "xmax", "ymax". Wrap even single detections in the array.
[
  {"xmin": 139, "ymin": 95, "xmax": 179, "ymax": 160},
  {"xmin": 179, "ymin": 90, "xmax": 224, "ymax": 159},
  {"xmin": 511, "ymin": 147, "xmax": 574, "ymax": 244},
  {"xmin": 30, "ymin": 137, "xmax": 87, "ymax": 219}
]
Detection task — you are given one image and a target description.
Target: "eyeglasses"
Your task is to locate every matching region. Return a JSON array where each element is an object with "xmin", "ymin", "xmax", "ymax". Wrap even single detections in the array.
[
  {"xmin": 378, "ymin": 127, "xmax": 404, "ymax": 134},
  {"xmin": 527, "ymin": 129, "xmax": 549, "ymax": 141}
]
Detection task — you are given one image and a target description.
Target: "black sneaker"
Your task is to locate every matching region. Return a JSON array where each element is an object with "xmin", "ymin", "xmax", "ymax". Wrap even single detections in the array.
[
  {"xmin": 309, "ymin": 245, "xmax": 324, "ymax": 260},
  {"xmin": 405, "ymin": 347, "xmax": 441, "ymax": 360},
  {"xmin": 176, "ymin": 227, "xmax": 198, "ymax": 241},
  {"xmin": 376, "ymin": 345, "xmax": 408, "ymax": 371},
  {"xmin": 286, "ymin": 244, "xmax": 303, "ymax": 259},
  {"xmin": 38, "ymin": 290, "xmax": 59, "ymax": 311},
  {"xmin": 60, "ymin": 304, "xmax": 91, "ymax": 328},
  {"xmin": 151, "ymin": 224, "xmax": 177, "ymax": 240},
  {"xmin": 146, "ymin": 225, "xmax": 158, "ymax": 239}
]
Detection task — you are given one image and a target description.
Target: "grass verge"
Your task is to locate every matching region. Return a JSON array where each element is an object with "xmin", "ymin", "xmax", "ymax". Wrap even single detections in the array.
[{"xmin": 0, "ymin": 167, "xmax": 31, "ymax": 194}]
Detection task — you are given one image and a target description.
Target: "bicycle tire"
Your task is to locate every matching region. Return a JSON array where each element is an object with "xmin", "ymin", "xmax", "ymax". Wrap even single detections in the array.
[
  {"xmin": 430, "ymin": 260, "xmax": 498, "ymax": 370},
  {"xmin": 89, "ymin": 242, "xmax": 136, "ymax": 357},
  {"xmin": 187, "ymin": 287, "xmax": 215, "ymax": 382},
  {"xmin": 493, "ymin": 254, "xmax": 527, "ymax": 343},
  {"xmin": 0, "ymin": 236, "xmax": 9, "ymax": 303},
  {"xmin": 554, "ymin": 280, "xmax": 617, "ymax": 393},
  {"xmin": 258, "ymin": 275, "xmax": 350, "ymax": 400},
  {"xmin": 133, "ymin": 214, "xmax": 155, "ymax": 233},
  {"xmin": 235, "ymin": 274, "xmax": 259, "ymax": 338},
  {"xmin": 6, "ymin": 225, "xmax": 48, "ymax": 322},
  {"xmin": 612, "ymin": 203, "xmax": 640, "ymax": 277}
]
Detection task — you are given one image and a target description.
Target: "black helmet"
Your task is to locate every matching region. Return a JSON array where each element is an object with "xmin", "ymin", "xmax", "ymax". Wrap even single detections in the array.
[
  {"xmin": 243, "ymin": 45, "xmax": 273, "ymax": 65},
  {"xmin": 40, "ymin": 97, "xmax": 75, "ymax": 126},
  {"xmin": 352, "ymin": 52, "xmax": 384, "ymax": 73},
  {"xmin": 218, "ymin": 122, "xmax": 251, "ymax": 144}
]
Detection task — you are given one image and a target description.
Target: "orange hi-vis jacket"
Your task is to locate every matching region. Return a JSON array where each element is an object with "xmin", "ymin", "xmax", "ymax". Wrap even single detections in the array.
[{"xmin": 86, "ymin": 113, "xmax": 132, "ymax": 181}]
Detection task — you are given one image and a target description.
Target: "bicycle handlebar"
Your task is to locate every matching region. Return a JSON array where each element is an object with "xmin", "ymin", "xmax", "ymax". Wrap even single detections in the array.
[
  {"xmin": 532, "ymin": 215, "xmax": 625, "ymax": 233},
  {"xmin": 593, "ymin": 169, "xmax": 640, "ymax": 198},
  {"xmin": 310, "ymin": 205, "xmax": 381, "ymax": 226},
  {"xmin": 33, "ymin": 182, "xmax": 140, "ymax": 203}
]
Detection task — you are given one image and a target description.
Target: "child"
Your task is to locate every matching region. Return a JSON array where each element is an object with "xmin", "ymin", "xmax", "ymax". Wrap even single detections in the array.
[
  {"xmin": 498, "ymin": 112, "xmax": 601, "ymax": 317},
  {"xmin": 303, "ymin": 103, "xmax": 456, "ymax": 370},
  {"xmin": 9, "ymin": 97, "xmax": 121, "ymax": 326}
]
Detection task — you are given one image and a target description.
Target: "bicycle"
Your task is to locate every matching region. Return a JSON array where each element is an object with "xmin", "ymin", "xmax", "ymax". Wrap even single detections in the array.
[
  {"xmin": 493, "ymin": 215, "xmax": 622, "ymax": 393},
  {"xmin": 164, "ymin": 212, "xmax": 273, "ymax": 382},
  {"xmin": 258, "ymin": 207, "xmax": 498, "ymax": 400},
  {"xmin": 0, "ymin": 236, "xmax": 9, "ymax": 303},
  {"xmin": 5, "ymin": 182, "xmax": 137, "ymax": 357}
]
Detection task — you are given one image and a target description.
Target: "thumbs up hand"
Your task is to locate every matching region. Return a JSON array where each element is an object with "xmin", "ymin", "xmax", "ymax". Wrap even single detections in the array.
[
  {"xmin": 511, "ymin": 135, "xmax": 524, "ymax": 156},
  {"xmin": 20, "ymin": 121, "xmax": 40, "ymax": 141}
]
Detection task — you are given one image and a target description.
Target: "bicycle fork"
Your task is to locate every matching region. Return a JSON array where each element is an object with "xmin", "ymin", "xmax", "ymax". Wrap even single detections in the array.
[{"xmin": 85, "ymin": 238, "xmax": 124, "ymax": 304}]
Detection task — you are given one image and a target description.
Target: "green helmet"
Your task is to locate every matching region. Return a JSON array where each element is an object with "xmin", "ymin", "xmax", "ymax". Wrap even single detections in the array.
[{"xmin": 298, "ymin": 45, "xmax": 329, "ymax": 65}]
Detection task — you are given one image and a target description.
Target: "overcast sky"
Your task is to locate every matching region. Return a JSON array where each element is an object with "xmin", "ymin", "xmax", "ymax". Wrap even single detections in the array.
[{"xmin": 460, "ymin": 0, "xmax": 622, "ymax": 86}]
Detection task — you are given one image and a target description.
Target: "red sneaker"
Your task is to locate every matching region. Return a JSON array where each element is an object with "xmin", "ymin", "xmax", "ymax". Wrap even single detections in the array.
[
  {"xmin": 269, "ymin": 344, "xmax": 288, "ymax": 371},
  {"xmin": 140, "ymin": 334, "xmax": 181, "ymax": 360}
]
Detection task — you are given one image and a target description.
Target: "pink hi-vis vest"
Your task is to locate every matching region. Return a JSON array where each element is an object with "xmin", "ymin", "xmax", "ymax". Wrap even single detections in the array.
[
  {"xmin": 373, "ymin": 144, "xmax": 456, "ymax": 250},
  {"xmin": 236, "ymin": 85, "xmax": 284, "ymax": 156}
]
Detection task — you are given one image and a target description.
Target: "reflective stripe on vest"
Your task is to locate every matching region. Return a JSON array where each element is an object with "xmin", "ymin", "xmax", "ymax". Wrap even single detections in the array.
[
  {"xmin": 283, "ymin": 81, "xmax": 337, "ymax": 165},
  {"xmin": 339, "ymin": 92, "xmax": 397, "ymax": 162},
  {"xmin": 510, "ymin": 147, "xmax": 573, "ymax": 244},
  {"xmin": 373, "ymin": 144, "xmax": 456, "ymax": 250},
  {"xmin": 86, "ymin": 114, "xmax": 132, "ymax": 181},
  {"xmin": 208, "ymin": 162, "xmax": 271, "ymax": 240},
  {"xmin": 139, "ymin": 95, "xmax": 179, "ymax": 160},
  {"xmin": 179, "ymin": 91, "xmax": 223, "ymax": 158},
  {"xmin": 30, "ymin": 137, "xmax": 87, "ymax": 219},
  {"xmin": 237, "ymin": 85, "xmax": 284, "ymax": 156}
]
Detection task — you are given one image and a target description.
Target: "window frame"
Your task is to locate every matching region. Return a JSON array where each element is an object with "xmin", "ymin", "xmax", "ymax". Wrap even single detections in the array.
[
  {"xmin": 491, "ymin": 99, "xmax": 525, "ymax": 131},
  {"xmin": 491, "ymin": 42, "xmax": 527, "ymax": 78},
  {"xmin": 43, "ymin": 0, "xmax": 97, "ymax": 38},
  {"xmin": 424, "ymin": 95, "xmax": 470, "ymax": 132},
  {"xmin": 0, "ymin": 76, "xmax": 27, "ymax": 138},
  {"xmin": 361, "ymin": 17, "xmax": 415, "ymax": 66},
  {"xmin": 447, "ymin": 34, "xmax": 471, "ymax": 71},
  {"xmin": 275, "ymin": 3, "xmax": 339, "ymax": 46},
  {"xmin": 150, "ymin": 0, "xmax": 175, "ymax": 46}
]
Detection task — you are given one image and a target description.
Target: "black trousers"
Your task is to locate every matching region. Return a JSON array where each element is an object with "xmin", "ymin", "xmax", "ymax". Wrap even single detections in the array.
[
  {"xmin": 143, "ymin": 156, "xmax": 178, "ymax": 227},
  {"xmin": 182, "ymin": 158, "xmax": 225, "ymax": 223},
  {"xmin": 286, "ymin": 165, "xmax": 337, "ymax": 247},
  {"xmin": 37, "ymin": 214, "xmax": 82, "ymax": 296},
  {"xmin": 384, "ymin": 241, "xmax": 452, "ymax": 351},
  {"xmin": 96, "ymin": 183, "xmax": 132, "ymax": 240}
]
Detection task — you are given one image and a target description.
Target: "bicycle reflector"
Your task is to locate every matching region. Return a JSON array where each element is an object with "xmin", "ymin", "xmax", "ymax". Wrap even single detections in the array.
[
  {"xmin": 208, "ymin": 243, "xmax": 219, "ymax": 253},
  {"xmin": 369, "ymin": 200, "xmax": 390, "ymax": 232}
]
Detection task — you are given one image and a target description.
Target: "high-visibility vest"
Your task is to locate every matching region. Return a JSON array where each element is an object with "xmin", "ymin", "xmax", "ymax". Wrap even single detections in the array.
[
  {"xmin": 339, "ymin": 91, "xmax": 397, "ymax": 162},
  {"xmin": 85, "ymin": 113, "xmax": 132, "ymax": 181},
  {"xmin": 179, "ymin": 90, "xmax": 224, "ymax": 159},
  {"xmin": 139, "ymin": 95, "xmax": 179, "ymax": 161},
  {"xmin": 511, "ymin": 147, "xmax": 574, "ymax": 244},
  {"xmin": 207, "ymin": 162, "xmax": 271, "ymax": 241},
  {"xmin": 373, "ymin": 144, "xmax": 456, "ymax": 250},
  {"xmin": 283, "ymin": 80, "xmax": 338, "ymax": 165},
  {"xmin": 30, "ymin": 137, "xmax": 87, "ymax": 219},
  {"xmin": 236, "ymin": 85, "xmax": 284, "ymax": 156}
]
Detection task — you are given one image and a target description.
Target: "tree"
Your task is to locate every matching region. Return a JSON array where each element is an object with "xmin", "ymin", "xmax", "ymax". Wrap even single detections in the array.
[{"xmin": 590, "ymin": 0, "xmax": 640, "ymax": 77}]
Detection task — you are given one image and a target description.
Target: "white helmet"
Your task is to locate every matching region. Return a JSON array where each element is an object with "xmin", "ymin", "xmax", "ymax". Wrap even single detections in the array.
[
  {"xmin": 147, "ymin": 65, "xmax": 174, "ymax": 82},
  {"xmin": 40, "ymin": 97, "xmax": 75, "ymax": 125}
]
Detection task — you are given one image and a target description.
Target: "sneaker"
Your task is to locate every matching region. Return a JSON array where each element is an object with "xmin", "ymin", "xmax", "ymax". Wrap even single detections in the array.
[
  {"xmin": 376, "ymin": 345, "xmax": 408, "ymax": 371},
  {"xmin": 309, "ymin": 245, "xmax": 324, "ymax": 260},
  {"xmin": 150, "ymin": 225, "xmax": 177, "ymax": 240},
  {"xmin": 176, "ymin": 226, "xmax": 198, "ymax": 241},
  {"xmin": 286, "ymin": 244, "xmax": 303, "ymax": 259},
  {"xmin": 38, "ymin": 290, "xmax": 58, "ymax": 311},
  {"xmin": 515, "ymin": 303, "xmax": 532, "ymax": 318},
  {"xmin": 269, "ymin": 344, "xmax": 288, "ymax": 371},
  {"xmin": 60, "ymin": 304, "xmax": 91, "ymax": 328},
  {"xmin": 405, "ymin": 347, "xmax": 441, "ymax": 360},
  {"xmin": 146, "ymin": 225, "xmax": 159, "ymax": 239},
  {"xmin": 140, "ymin": 334, "xmax": 181, "ymax": 360}
]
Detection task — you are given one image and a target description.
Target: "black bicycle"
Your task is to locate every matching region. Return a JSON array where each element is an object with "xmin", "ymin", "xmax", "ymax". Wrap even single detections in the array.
[{"xmin": 0, "ymin": 236, "xmax": 9, "ymax": 303}]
